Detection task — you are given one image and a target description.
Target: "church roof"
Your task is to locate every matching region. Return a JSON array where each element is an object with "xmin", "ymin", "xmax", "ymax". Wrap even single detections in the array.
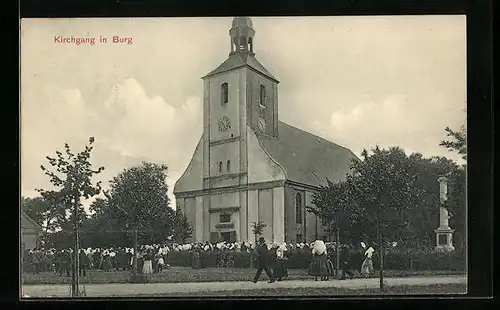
[
  {"xmin": 256, "ymin": 122, "xmax": 359, "ymax": 187},
  {"xmin": 203, "ymin": 53, "xmax": 279, "ymax": 82}
]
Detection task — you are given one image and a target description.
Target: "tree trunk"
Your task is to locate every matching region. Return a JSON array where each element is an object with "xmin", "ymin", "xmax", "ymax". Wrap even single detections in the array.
[
  {"xmin": 377, "ymin": 204, "xmax": 384, "ymax": 292},
  {"xmin": 72, "ymin": 201, "xmax": 80, "ymax": 297},
  {"xmin": 132, "ymin": 228, "xmax": 138, "ymax": 276},
  {"xmin": 335, "ymin": 218, "xmax": 340, "ymax": 279}
]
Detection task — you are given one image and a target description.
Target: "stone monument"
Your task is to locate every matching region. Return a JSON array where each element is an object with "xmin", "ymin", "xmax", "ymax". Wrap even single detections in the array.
[{"xmin": 434, "ymin": 175, "xmax": 455, "ymax": 252}]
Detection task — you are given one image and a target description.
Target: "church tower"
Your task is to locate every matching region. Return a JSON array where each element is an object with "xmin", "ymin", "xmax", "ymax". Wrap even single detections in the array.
[
  {"xmin": 198, "ymin": 17, "xmax": 280, "ymax": 242},
  {"xmin": 175, "ymin": 17, "xmax": 356, "ymax": 244}
]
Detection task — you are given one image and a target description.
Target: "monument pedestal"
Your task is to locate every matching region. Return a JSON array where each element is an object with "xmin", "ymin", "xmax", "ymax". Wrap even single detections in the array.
[
  {"xmin": 435, "ymin": 176, "xmax": 455, "ymax": 252},
  {"xmin": 434, "ymin": 227, "xmax": 455, "ymax": 252}
]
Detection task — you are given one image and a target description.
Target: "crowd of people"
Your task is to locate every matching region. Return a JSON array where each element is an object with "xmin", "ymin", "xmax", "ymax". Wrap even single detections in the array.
[{"xmin": 23, "ymin": 238, "xmax": 381, "ymax": 282}]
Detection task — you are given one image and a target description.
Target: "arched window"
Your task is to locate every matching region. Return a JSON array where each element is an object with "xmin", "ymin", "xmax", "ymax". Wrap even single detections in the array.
[
  {"xmin": 221, "ymin": 83, "xmax": 228, "ymax": 104},
  {"xmin": 218, "ymin": 161, "xmax": 223, "ymax": 173},
  {"xmin": 295, "ymin": 193, "xmax": 302, "ymax": 224},
  {"xmin": 226, "ymin": 160, "xmax": 231, "ymax": 173},
  {"xmin": 259, "ymin": 85, "xmax": 266, "ymax": 106},
  {"xmin": 248, "ymin": 37, "xmax": 253, "ymax": 52}
]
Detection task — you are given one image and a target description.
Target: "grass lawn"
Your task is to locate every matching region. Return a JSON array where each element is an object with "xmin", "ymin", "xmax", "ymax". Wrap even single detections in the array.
[
  {"xmin": 22, "ymin": 267, "xmax": 465, "ymax": 285},
  {"xmin": 129, "ymin": 284, "xmax": 468, "ymax": 297}
]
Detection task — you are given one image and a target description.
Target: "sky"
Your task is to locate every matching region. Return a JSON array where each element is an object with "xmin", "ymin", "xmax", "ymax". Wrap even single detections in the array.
[{"xmin": 20, "ymin": 16, "xmax": 466, "ymax": 212}]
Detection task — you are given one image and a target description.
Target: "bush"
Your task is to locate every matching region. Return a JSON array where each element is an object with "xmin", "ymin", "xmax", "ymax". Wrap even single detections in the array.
[{"xmin": 166, "ymin": 248, "xmax": 466, "ymax": 271}]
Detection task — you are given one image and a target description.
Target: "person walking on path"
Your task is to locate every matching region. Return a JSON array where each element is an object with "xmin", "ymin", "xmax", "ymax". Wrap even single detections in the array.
[
  {"xmin": 339, "ymin": 245, "xmax": 354, "ymax": 280},
  {"xmin": 252, "ymin": 237, "xmax": 275, "ymax": 283},
  {"xmin": 360, "ymin": 242, "xmax": 375, "ymax": 277},
  {"xmin": 272, "ymin": 243, "xmax": 288, "ymax": 281},
  {"xmin": 308, "ymin": 240, "xmax": 329, "ymax": 281}
]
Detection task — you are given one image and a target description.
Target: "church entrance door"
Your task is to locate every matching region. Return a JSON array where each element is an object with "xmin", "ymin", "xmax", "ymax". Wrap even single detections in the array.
[{"xmin": 220, "ymin": 231, "xmax": 237, "ymax": 243}]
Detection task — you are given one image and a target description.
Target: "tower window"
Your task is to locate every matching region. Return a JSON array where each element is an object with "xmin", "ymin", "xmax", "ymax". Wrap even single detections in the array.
[
  {"xmin": 221, "ymin": 83, "xmax": 228, "ymax": 104},
  {"xmin": 248, "ymin": 37, "xmax": 253, "ymax": 52},
  {"xmin": 219, "ymin": 161, "xmax": 223, "ymax": 173},
  {"xmin": 239, "ymin": 37, "xmax": 246, "ymax": 51},
  {"xmin": 226, "ymin": 160, "xmax": 231, "ymax": 173},
  {"xmin": 295, "ymin": 193, "xmax": 302, "ymax": 224},
  {"xmin": 259, "ymin": 85, "xmax": 266, "ymax": 106}
]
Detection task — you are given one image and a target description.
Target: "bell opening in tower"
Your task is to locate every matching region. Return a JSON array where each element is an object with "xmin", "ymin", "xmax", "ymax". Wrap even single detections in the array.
[{"xmin": 239, "ymin": 37, "xmax": 246, "ymax": 51}]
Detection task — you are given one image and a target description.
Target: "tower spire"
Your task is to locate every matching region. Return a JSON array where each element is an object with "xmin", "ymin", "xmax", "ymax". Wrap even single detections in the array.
[{"xmin": 229, "ymin": 17, "xmax": 255, "ymax": 55}]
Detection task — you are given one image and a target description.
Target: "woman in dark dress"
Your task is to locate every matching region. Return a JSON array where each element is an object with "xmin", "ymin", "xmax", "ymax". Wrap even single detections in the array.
[
  {"xmin": 273, "ymin": 243, "xmax": 288, "ymax": 281},
  {"xmin": 308, "ymin": 240, "xmax": 329, "ymax": 281}
]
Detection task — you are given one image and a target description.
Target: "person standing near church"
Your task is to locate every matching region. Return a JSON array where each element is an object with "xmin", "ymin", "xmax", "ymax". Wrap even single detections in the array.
[{"xmin": 252, "ymin": 237, "xmax": 275, "ymax": 283}]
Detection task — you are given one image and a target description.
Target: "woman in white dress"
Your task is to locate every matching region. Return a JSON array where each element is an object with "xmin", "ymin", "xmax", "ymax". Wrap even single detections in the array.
[
  {"xmin": 360, "ymin": 245, "xmax": 375, "ymax": 277},
  {"xmin": 142, "ymin": 250, "xmax": 153, "ymax": 274}
]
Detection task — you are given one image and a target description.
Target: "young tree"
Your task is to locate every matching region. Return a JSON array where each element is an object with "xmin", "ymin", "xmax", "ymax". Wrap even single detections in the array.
[
  {"xmin": 250, "ymin": 221, "xmax": 267, "ymax": 268},
  {"xmin": 37, "ymin": 137, "xmax": 104, "ymax": 296},
  {"xmin": 172, "ymin": 208, "xmax": 193, "ymax": 243},
  {"xmin": 251, "ymin": 221, "xmax": 267, "ymax": 244},
  {"xmin": 348, "ymin": 146, "xmax": 422, "ymax": 291}
]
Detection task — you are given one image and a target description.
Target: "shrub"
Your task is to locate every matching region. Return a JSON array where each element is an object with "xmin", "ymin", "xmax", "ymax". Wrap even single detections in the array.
[{"xmin": 166, "ymin": 248, "xmax": 466, "ymax": 271}]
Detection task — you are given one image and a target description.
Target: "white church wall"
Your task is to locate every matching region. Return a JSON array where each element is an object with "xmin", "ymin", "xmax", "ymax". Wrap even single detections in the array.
[
  {"xmin": 247, "ymin": 125, "xmax": 286, "ymax": 184},
  {"xmin": 184, "ymin": 197, "xmax": 197, "ymax": 242},
  {"xmin": 272, "ymin": 187, "xmax": 285, "ymax": 244},
  {"xmin": 258, "ymin": 189, "xmax": 273, "ymax": 242},
  {"xmin": 195, "ymin": 196, "xmax": 204, "ymax": 242},
  {"xmin": 210, "ymin": 192, "xmax": 239, "ymax": 207},
  {"xmin": 208, "ymin": 70, "xmax": 241, "ymax": 142},
  {"xmin": 247, "ymin": 189, "xmax": 259, "ymax": 241},
  {"xmin": 305, "ymin": 190, "xmax": 318, "ymax": 242},
  {"xmin": 239, "ymin": 191, "xmax": 248, "ymax": 241},
  {"xmin": 209, "ymin": 142, "xmax": 241, "ymax": 177},
  {"xmin": 173, "ymin": 137, "xmax": 204, "ymax": 194}
]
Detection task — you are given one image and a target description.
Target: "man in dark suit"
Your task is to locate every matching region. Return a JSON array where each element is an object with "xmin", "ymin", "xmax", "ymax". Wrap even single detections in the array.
[
  {"xmin": 339, "ymin": 245, "xmax": 354, "ymax": 280},
  {"xmin": 252, "ymin": 237, "xmax": 275, "ymax": 283},
  {"xmin": 79, "ymin": 249, "xmax": 89, "ymax": 277}
]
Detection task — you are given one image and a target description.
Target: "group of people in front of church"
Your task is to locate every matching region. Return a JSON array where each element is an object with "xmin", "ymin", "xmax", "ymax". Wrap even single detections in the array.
[{"xmin": 252, "ymin": 237, "xmax": 376, "ymax": 283}]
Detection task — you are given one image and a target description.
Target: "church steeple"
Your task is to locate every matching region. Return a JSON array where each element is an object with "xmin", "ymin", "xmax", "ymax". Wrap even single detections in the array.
[{"xmin": 229, "ymin": 17, "xmax": 255, "ymax": 55}]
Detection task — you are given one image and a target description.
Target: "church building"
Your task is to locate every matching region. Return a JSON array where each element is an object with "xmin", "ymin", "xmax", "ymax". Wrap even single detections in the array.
[{"xmin": 174, "ymin": 17, "xmax": 358, "ymax": 245}]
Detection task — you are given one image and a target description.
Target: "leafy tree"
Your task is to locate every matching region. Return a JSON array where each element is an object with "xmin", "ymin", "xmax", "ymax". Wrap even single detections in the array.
[
  {"xmin": 308, "ymin": 179, "xmax": 366, "ymax": 244},
  {"xmin": 348, "ymin": 147, "xmax": 422, "ymax": 244},
  {"xmin": 343, "ymin": 146, "xmax": 424, "ymax": 291},
  {"xmin": 251, "ymin": 221, "xmax": 267, "ymax": 243},
  {"xmin": 37, "ymin": 137, "xmax": 104, "ymax": 296},
  {"xmin": 102, "ymin": 162, "xmax": 175, "ymax": 244},
  {"xmin": 37, "ymin": 137, "xmax": 105, "ymax": 231},
  {"xmin": 439, "ymin": 125, "xmax": 467, "ymax": 161},
  {"xmin": 172, "ymin": 208, "xmax": 192, "ymax": 243}
]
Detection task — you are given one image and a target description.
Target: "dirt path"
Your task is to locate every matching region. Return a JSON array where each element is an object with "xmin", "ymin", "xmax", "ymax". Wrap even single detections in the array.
[{"xmin": 22, "ymin": 275, "xmax": 467, "ymax": 297}]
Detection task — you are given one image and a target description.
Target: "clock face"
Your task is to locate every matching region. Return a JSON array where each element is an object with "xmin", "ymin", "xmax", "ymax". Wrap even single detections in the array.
[
  {"xmin": 258, "ymin": 117, "xmax": 266, "ymax": 132},
  {"xmin": 218, "ymin": 116, "xmax": 231, "ymax": 132}
]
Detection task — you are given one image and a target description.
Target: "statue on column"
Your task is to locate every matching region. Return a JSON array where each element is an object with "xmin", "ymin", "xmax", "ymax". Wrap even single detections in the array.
[{"xmin": 434, "ymin": 175, "xmax": 455, "ymax": 252}]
